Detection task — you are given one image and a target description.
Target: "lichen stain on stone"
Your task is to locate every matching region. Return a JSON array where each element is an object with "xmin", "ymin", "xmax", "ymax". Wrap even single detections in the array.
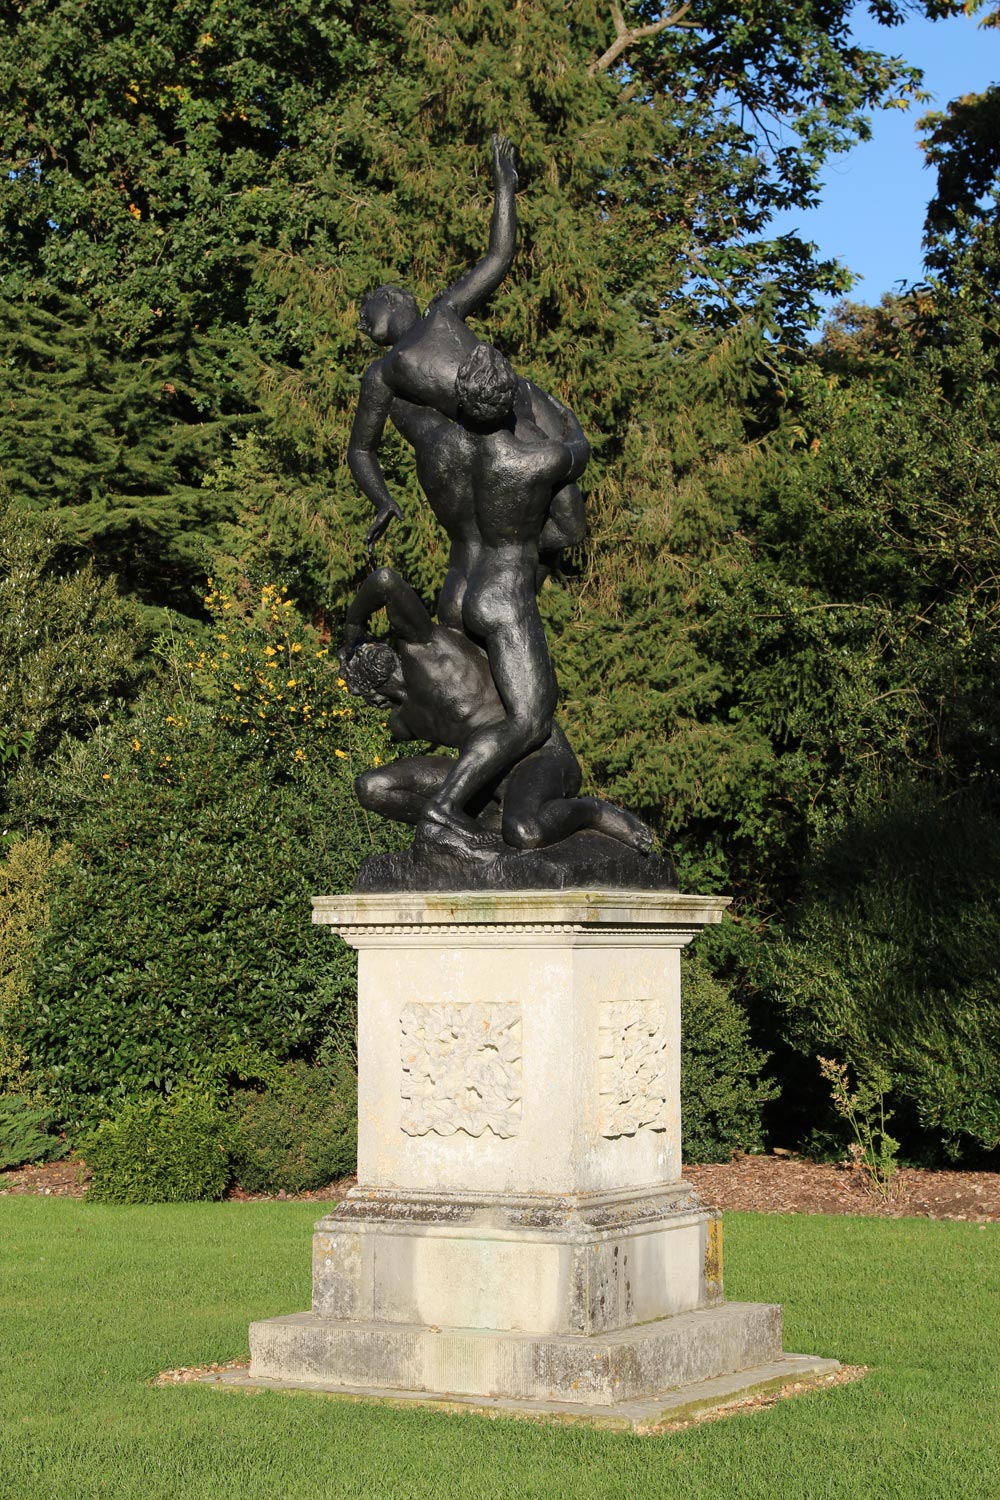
[{"xmin": 704, "ymin": 1217, "xmax": 724, "ymax": 1297}]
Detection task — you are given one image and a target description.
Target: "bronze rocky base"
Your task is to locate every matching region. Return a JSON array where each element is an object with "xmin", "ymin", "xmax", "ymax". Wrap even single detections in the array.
[{"xmin": 353, "ymin": 827, "xmax": 679, "ymax": 893}]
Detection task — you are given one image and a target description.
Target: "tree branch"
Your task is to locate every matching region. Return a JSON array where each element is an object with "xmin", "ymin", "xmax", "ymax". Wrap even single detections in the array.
[{"xmin": 588, "ymin": 1, "xmax": 696, "ymax": 78}]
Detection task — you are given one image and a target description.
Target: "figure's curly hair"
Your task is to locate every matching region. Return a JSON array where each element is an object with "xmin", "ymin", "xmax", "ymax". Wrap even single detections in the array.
[
  {"xmin": 342, "ymin": 639, "xmax": 399, "ymax": 707},
  {"xmin": 455, "ymin": 343, "xmax": 517, "ymax": 425},
  {"xmin": 358, "ymin": 285, "xmax": 419, "ymax": 336}
]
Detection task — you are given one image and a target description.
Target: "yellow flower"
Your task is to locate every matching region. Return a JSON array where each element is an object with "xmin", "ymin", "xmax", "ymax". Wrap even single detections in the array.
[
  {"xmin": 337, "ymin": 677, "xmax": 347, "ymax": 689},
  {"xmin": 290, "ymin": 642, "xmax": 302, "ymax": 654},
  {"xmin": 264, "ymin": 646, "xmax": 277, "ymax": 657},
  {"xmin": 286, "ymin": 679, "xmax": 297, "ymax": 688},
  {"xmin": 102, "ymin": 773, "xmax": 111, "ymax": 781},
  {"xmin": 294, "ymin": 748, "xmax": 306, "ymax": 763},
  {"xmin": 335, "ymin": 749, "xmax": 348, "ymax": 760},
  {"xmin": 131, "ymin": 737, "xmax": 141, "ymax": 752}
]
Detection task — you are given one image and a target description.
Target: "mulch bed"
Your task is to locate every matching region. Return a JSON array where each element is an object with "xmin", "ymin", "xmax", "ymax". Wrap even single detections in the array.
[
  {"xmin": 0, "ymin": 1160, "xmax": 353, "ymax": 1202},
  {"xmin": 685, "ymin": 1153, "xmax": 1000, "ymax": 1222},
  {"xmin": 3, "ymin": 1154, "xmax": 1000, "ymax": 1221}
]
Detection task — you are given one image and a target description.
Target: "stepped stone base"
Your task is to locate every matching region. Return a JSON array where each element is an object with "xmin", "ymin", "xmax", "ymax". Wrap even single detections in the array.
[
  {"xmin": 249, "ymin": 1301, "xmax": 782, "ymax": 1408},
  {"xmin": 219, "ymin": 1352, "xmax": 843, "ymax": 1431}
]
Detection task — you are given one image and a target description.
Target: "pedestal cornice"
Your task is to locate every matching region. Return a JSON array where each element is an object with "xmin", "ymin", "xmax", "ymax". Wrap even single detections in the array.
[{"xmin": 312, "ymin": 889, "xmax": 731, "ymax": 948}]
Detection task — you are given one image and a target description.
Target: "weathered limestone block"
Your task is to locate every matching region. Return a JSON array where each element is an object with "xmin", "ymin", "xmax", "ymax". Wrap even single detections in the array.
[{"xmin": 311, "ymin": 1186, "xmax": 722, "ymax": 1335}]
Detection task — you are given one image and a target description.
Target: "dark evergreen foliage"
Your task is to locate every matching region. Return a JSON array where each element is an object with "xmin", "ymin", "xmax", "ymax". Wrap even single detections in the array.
[
  {"xmin": 0, "ymin": 295, "xmax": 249, "ymax": 611},
  {"xmin": 2, "ymin": 1, "xmax": 998, "ymax": 1162}
]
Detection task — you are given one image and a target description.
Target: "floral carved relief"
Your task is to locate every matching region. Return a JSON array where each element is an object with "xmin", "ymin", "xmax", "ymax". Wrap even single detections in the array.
[
  {"xmin": 400, "ymin": 1002, "xmax": 522, "ymax": 1138},
  {"xmin": 599, "ymin": 1000, "xmax": 671, "ymax": 1138}
]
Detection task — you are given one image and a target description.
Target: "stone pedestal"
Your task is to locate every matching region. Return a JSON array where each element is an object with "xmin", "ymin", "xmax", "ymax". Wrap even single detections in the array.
[{"xmin": 246, "ymin": 892, "xmax": 830, "ymax": 1420}]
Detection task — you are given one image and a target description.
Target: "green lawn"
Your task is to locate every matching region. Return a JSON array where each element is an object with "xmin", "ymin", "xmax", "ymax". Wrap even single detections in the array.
[{"xmin": 1, "ymin": 1200, "xmax": 997, "ymax": 1499}]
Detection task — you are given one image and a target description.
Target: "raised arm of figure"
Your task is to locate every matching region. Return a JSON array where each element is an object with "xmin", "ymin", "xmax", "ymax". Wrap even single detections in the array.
[
  {"xmin": 348, "ymin": 362, "xmax": 404, "ymax": 554},
  {"xmin": 522, "ymin": 380, "xmax": 591, "ymax": 482},
  {"xmin": 438, "ymin": 135, "xmax": 518, "ymax": 320},
  {"xmin": 343, "ymin": 567, "xmax": 435, "ymax": 655},
  {"xmin": 388, "ymin": 396, "xmax": 449, "ymax": 451}
]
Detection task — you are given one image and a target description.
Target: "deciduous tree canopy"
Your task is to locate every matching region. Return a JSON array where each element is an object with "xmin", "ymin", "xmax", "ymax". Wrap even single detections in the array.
[{"xmin": 2, "ymin": 0, "xmax": 999, "ymax": 1167}]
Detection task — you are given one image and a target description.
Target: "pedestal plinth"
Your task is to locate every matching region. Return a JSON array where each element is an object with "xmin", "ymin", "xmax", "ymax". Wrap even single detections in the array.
[{"xmin": 247, "ymin": 892, "xmax": 831, "ymax": 1419}]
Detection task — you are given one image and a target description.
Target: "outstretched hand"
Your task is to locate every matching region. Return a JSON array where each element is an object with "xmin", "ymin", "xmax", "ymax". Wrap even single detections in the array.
[
  {"xmin": 491, "ymin": 133, "xmax": 518, "ymax": 191},
  {"xmin": 365, "ymin": 497, "xmax": 403, "ymax": 558}
]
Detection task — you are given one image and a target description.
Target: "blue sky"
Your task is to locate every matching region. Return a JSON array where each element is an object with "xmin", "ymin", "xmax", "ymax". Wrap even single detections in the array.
[{"xmin": 771, "ymin": 4, "xmax": 998, "ymax": 314}]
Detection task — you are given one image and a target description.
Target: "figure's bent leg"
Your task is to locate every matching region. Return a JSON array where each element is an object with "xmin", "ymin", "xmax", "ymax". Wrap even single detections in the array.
[
  {"xmin": 428, "ymin": 605, "xmax": 557, "ymax": 818},
  {"xmin": 502, "ymin": 750, "xmax": 653, "ymax": 853},
  {"xmin": 356, "ymin": 757, "xmax": 454, "ymax": 826}
]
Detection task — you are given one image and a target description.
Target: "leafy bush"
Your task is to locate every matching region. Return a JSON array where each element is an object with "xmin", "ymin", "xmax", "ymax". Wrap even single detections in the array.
[
  {"xmin": 231, "ymin": 1059, "xmax": 356, "ymax": 1194},
  {"xmin": 765, "ymin": 789, "xmax": 1000, "ymax": 1161},
  {"xmin": 680, "ymin": 948, "xmax": 777, "ymax": 1163},
  {"xmin": 0, "ymin": 833, "xmax": 69, "ymax": 1095},
  {"xmin": 0, "ymin": 1095, "xmax": 67, "ymax": 1170},
  {"xmin": 84, "ymin": 1088, "xmax": 232, "ymax": 1204},
  {"xmin": 11, "ymin": 581, "xmax": 402, "ymax": 1130}
]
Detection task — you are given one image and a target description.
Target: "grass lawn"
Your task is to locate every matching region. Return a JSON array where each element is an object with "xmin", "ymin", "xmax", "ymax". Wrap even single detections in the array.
[{"xmin": 1, "ymin": 1200, "xmax": 997, "ymax": 1499}]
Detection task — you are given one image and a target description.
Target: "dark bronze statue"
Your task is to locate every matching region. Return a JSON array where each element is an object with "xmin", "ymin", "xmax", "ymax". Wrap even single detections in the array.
[
  {"xmin": 344, "ymin": 567, "xmax": 653, "ymax": 858},
  {"xmin": 342, "ymin": 137, "xmax": 675, "ymax": 892}
]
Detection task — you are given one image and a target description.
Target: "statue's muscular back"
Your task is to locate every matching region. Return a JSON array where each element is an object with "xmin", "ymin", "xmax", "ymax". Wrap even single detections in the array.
[{"xmin": 471, "ymin": 423, "xmax": 570, "ymax": 550}]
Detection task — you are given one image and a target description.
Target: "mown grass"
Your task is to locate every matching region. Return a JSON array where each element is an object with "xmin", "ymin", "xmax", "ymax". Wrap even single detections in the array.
[{"xmin": 1, "ymin": 1200, "xmax": 997, "ymax": 1499}]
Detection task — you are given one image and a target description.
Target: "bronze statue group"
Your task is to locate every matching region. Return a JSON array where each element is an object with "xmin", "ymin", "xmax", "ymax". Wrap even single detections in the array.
[{"xmin": 342, "ymin": 137, "xmax": 652, "ymax": 869}]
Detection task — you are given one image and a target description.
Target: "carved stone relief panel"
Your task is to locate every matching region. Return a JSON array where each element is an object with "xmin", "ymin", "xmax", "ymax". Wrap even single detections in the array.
[
  {"xmin": 400, "ymin": 1002, "xmax": 522, "ymax": 1138},
  {"xmin": 599, "ymin": 1000, "xmax": 671, "ymax": 1138}
]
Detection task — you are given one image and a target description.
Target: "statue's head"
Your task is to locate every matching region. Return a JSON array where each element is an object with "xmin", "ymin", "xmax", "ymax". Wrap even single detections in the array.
[
  {"xmin": 342, "ymin": 638, "xmax": 401, "ymax": 708},
  {"xmin": 455, "ymin": 343, "xmax": 517, "ymax": 427},
  {"xmin": 358, "ymin": 285, "xmax": 420, "ymax": 346}
]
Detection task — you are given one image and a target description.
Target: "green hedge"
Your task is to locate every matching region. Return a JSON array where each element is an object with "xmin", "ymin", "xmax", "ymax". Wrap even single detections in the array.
[
  {"xmin": 680, "ymin": 946, "xmax": 777, "ymax": 1162},
  {"xmin": 764, "ymin": 788, "xmax": 1000, "ymax": 1160},
  {"xmin": 10, "ymin": 582, "xmax": 402, "ymax": 1131},
  {"xmin": 85, "ymin": 1088, "xmax": 232, "ymax": 1204},
  {"xmin": 0, "ymin": 1095, "xmax": 67, "ymax": 1171},
  {"xmin": 231, "ymin": 1059, "xmax": 356, "ymax": 1194}
]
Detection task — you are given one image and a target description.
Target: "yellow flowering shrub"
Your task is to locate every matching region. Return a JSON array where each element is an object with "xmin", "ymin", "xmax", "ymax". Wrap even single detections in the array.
[{"xmin": 155, "ymin": 581, "xmax": 387, "ymax": 774}]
